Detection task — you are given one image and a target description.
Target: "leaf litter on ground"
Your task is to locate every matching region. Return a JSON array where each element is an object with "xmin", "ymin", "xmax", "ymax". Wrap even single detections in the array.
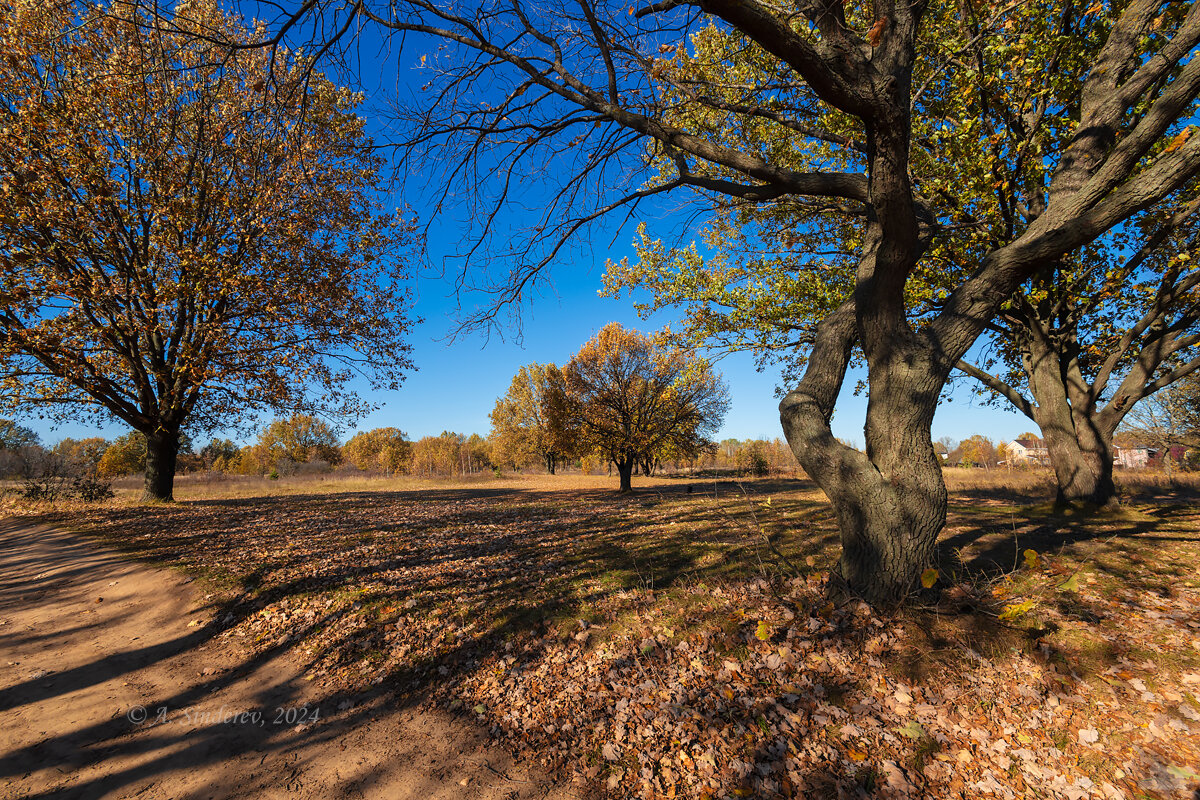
[{"xmin": 15, "ymin": 477, "xmax": 1200, "ymax": 799}]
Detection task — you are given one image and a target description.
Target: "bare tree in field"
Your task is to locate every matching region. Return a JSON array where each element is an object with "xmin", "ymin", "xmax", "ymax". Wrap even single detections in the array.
[{"xmin": 166, "ymin": 0, "xmax": 1200, "ymax": 605}]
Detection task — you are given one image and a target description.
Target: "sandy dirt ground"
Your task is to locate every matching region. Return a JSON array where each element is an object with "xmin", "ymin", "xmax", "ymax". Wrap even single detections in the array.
[{"xmin": 0, "ymin": 520, "xmax": 572, "ymax": 800}]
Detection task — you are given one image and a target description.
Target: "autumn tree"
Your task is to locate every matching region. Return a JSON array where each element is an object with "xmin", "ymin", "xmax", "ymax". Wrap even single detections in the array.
[
  {"xmin": 563, "ymin": 323, "xmax": 728, "ymax": 492},
  {"xmin": 213, "ymin": 0, "xmax": 1200, "ymax": 604},
  {"xmin": 950, "ymin": 435, "xmax": 998, "ymax": 469},
  {"xmin": 0, "ymin": 418, "xmax": 40, "ymax": 478},
  {"xmin": 0, "ymin": 419, "xmax": 37, "ymax": 450},
  {"xmin": 51, "ymin": 437, "xmax": 110, "ymax": 475},
  {"xmin": 97, "ymin": 432, "xmax": 148, "ymax": 477},
  {"xmin": 603, "ymin": 12, "xmax": 1200, "ymax": 513},
  {"xmin": 199, "ymin": 438, "xmax": 239, "ymax": 471},
  {"xmin": 408, "ymin": 431, "xmax": 490, "ymax": 477},
  {"xmin": 254, "ymin": 415, "xmax": 342, "ymax": 470},
  {"xmin": 489, "ymin": 364, "xmax": 574, "ymax": 474},
  {"xmin": 0, "ymin": 0, "xmax": 414, "ymax": 501},
  {"xmin": 343, "ymin": 427, "xmax": 411, "ymax": 474}
]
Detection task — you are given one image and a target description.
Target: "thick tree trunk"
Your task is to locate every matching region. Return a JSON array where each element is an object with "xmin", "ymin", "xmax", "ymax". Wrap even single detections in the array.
[
  {"xmin": 783, "ymin": 394, "xmax": 944, "ymax": 605},
  {"xmin": 1038, "ymin": 413, "xmax": 1117, "ymax": 506},
  {"xmin": 615, "ymin": 457, "xmax": 634, "ymax": 493},
  {"xmin": 545, "ymin": 453, "xmax": 556, "ymax": 474},
  {"xmin": 779, "ymin": 306, "xmax": 947, "ymax": 608},
  {"xmin": 143, "ymin": 431, "xmax": 180, "ymax": 503},
  {"xmin": 1023, "ymin": 328, "xmax": 1119, "ymax": 507}
]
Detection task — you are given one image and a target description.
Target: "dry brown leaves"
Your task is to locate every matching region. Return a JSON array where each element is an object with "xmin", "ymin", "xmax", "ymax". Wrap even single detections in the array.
[{"xmin": 22, "ymin": 483, "xmax": 1200, "ymax": 799}]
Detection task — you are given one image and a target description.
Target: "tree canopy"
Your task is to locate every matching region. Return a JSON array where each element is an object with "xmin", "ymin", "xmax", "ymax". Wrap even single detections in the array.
[
  {"xmin": 342, "ymin": 427, "xmax": 411, "ymax": 474},
  {"xmin": 563, "ymin": 323, "xmax": 729, "ymax": 492},
  {"xmin": 0, "ymin": 0, "xmax": 415, "ymax": 501},
  {"xmin": 254, "ymin": 415, "xmax": 342, "ymax": 469},
  {"xmin": 0, "ymin": 418, "xmax": 37, "ymax": 450},
  {"xmin": 601, "ymin": 9, "xmax": 1200, "ymax": 508},
  {"xmin": 489, "ymin": 364, "xmax": 574, "ymax": 474}
]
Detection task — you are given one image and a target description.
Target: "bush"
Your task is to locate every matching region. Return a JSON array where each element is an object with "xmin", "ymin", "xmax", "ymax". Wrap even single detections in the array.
[
  {"xmin": 19, "ymin": 475, "xmax": 69, "ymax": 502},
  {"xmin": 736, "ymin": 445, "xmax": 770, "ymax": 477},
  {"xmin": 17, "ymin": 473, "xmax": 113, "ymax": 502},
  {"xmin": 71, "ymin": 475, "xmax": 115, "ymax": 502}
]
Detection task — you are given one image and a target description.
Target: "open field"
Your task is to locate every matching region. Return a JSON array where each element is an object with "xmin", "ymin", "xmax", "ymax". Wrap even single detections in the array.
[{"xmin": 4, "ymin": 469, "xmax": 1199, "ymax": 799}]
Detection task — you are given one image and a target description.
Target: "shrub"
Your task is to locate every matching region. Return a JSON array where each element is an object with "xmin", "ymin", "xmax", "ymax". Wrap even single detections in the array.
[{"xmin": 71, "ymin": 475, "xmax": 115, "ymax": 502}]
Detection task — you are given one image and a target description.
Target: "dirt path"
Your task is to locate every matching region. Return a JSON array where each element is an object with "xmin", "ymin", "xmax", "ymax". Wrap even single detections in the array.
[{"xmin": 0, "ymin": 521, "xmax": 571, "ymax": 800}]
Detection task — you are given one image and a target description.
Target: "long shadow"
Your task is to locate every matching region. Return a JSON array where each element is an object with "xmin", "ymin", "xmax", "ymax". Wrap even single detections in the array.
[
  {"xmin": 938, "ymin": 500, "xmax": 1198, "ymax": 578},
  {"xmin": 21, "ymin": 473, "xmax": 1180, "ymax": 799},
  {"xmin": 3, "ymin": 478, "xmax": 821, "ymax": 798},
  {"xmin": 0, "ymin": 534, "xmax": 573, "ymax": 798}
]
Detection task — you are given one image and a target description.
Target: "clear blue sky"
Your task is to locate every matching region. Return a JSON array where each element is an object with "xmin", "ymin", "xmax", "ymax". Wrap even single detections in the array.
[
  {"xmin": 23, "ymin": 13, "xmax": 1037, "ymax": 450},
  {"xmin": 340, "ymin": 203, "xmax": 1036, "ymax": 450},
  {"xmin": 32, "ymin": 210, "xmax": 1034, "ymax": 450}
]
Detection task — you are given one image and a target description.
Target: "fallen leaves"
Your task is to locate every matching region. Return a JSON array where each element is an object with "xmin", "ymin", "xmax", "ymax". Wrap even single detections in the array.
[{"xmin": 25, "ymin": 483, "xmax": 1200, "ymax": 800}]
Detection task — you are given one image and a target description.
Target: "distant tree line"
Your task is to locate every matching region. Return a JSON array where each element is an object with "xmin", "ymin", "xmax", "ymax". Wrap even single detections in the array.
[{"xmin": 7, "ymin": 369, "xmax": 1196, "ymax": 490}]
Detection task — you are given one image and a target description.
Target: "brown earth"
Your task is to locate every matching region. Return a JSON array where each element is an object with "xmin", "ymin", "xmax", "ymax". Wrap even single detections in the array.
[{"xmin": 0, "ymin": 520, "xmax": 571, "ymax": 800}]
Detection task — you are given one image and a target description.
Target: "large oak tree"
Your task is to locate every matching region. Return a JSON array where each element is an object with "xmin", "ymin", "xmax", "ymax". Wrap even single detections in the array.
[
  {"xmin": 0, "ymin": 0, "xmax": 415, "ymax": 501},
  {"xmin": 564, "ymin": 323, "xmax": 729, "ymax": 492},
  {"xmin": 216, "ymin": 0, "xmax": 1200, "ymax": 604},
  {"xmin": 958, "ymin": 198, "xmax": 1200, "ymax": 505},
  {"xmin": 489, "ymin": 363, "xmax": 574, "ymax": 473},
  {"xmin": 604, "ymin": 14, "xmax": 1200, "ymax": 509}
]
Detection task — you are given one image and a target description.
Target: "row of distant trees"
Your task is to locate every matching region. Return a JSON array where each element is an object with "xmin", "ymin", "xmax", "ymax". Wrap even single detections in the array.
[
  {"xmin": 935, "ymin": 373, "xmax": 1200, "ymax": 471},
  {"xmin": 0, "ymin": 415, "xmax": 791, "ymax": 485}
]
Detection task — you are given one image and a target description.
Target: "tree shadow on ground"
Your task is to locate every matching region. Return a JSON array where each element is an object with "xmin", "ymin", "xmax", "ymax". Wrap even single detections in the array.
[
  {"xmin": 910, "ymin": 489, "xmax": 1200, "ymax": 689},
  {"xmin": 3, "ymin": 477, "xmax": 822, "ymax": 799},
  {"xmin": 0, "ymin": 520, "xmax": 570, "ymax": 800},
  {"xmin": 8, "ymin": 474, "xmax": 1196, "ymax": 799}
]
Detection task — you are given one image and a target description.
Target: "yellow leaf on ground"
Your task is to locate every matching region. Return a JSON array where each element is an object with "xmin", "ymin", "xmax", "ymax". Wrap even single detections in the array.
[{"xmin": 999, "ymin": 599, "xmax": 1036, "ymax": 621}]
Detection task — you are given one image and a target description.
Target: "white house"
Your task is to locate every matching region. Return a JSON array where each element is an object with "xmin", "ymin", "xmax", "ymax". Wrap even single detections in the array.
[
  {"xmin": 1006, "ymin": 437, "xmax": 1049, "ymax": 465},
  {"xmin": 1114, "ymin": 446, "xmax": 1152, "ymax": 469}
]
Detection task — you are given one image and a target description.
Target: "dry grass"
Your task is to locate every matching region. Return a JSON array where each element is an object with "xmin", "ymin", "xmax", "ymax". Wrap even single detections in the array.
[
  {"xmin": 97, "ymin": 468, "xmax": 755, "ymax": 503},
  {"xmin": 131, "ymin": 464, "xmax": 1200, "ymax": 505}
]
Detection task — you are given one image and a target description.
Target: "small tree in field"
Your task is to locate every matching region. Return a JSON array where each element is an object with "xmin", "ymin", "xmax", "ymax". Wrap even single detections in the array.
[
  {"xmin": 0, "ymin": 0, "xmax": 414, "ymax": 501},
  {"xmin": 951, "ymin": 435, "xmax": 998, "ymax": 469},
  {"xmin": 254, "ymin": 415, "xmax": 342, "ymax": 471},
  {"xmin": 564, "ymin": 323, "xmax": 729, "ymax": 492},
  {"xmin": 489, "ymin": 364, "xmax": 574, "ymax": 474},
  {"xmin": 343, "ymin": 428, "xmax": 411, "ymax": 474}
]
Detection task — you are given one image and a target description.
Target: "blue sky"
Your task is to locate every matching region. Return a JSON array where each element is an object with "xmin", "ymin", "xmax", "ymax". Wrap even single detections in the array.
[
  {"xmin": 31, "ymin": 206, "xmax": 1035, "ymax": 450},
  {"xmin": 22, "ymin": 11, "xmax": 1038, "ymax": 450},
  {"xmin": 338, "ymin": 200, "xmax": 1037, "ymax": 449}
]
